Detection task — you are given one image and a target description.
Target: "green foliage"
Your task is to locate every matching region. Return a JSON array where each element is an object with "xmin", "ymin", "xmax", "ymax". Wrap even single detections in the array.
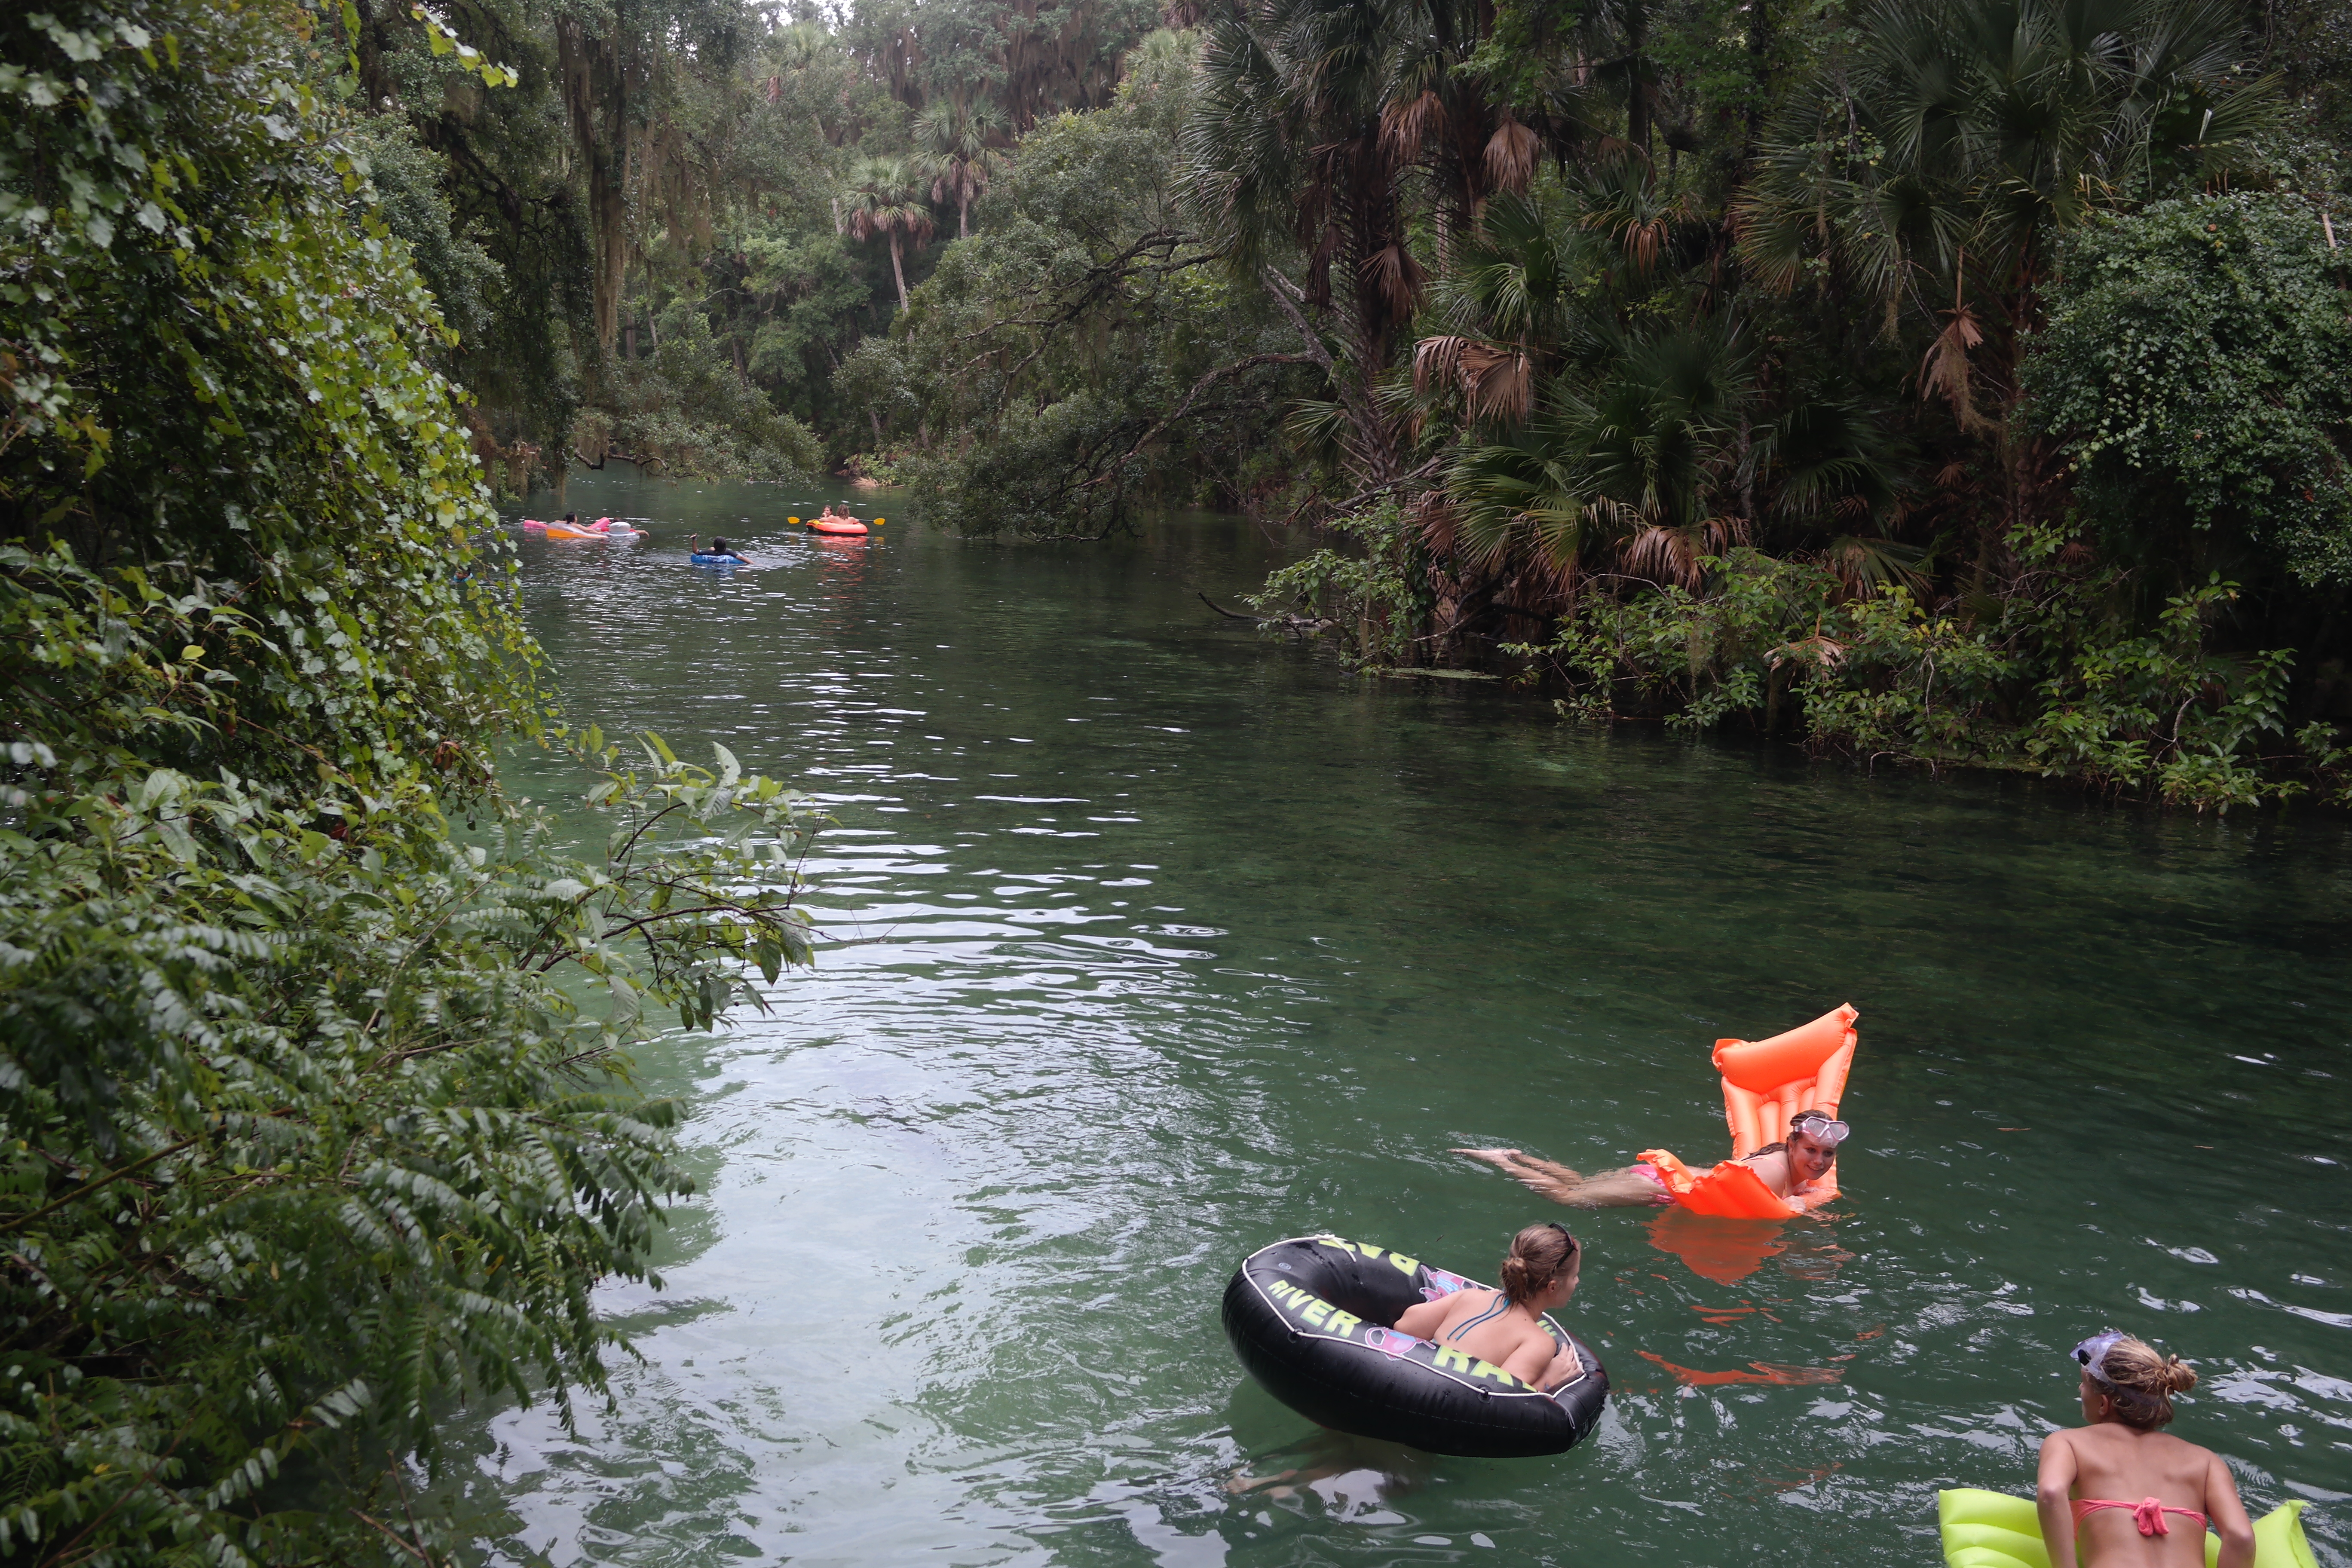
[
  {"xmin": 2025, "ymin": 191, "xmax": 2352, "ymax": 588},
  {"xmin": 1251, "ymin": 502, "xmax": 1436, "ymax": 668},
  {"xmin": 870, "ymin": 41, "xmax": 1316, "ymax": 536},
  {"xmin": 1445, "ymin": 307, "xmax": 1757, "ymax": 575},
  {"xmin": 356, "ymin": 0, "xmax": 594, "ymax": 460},
  {"xmin": 1739, "ymin": 0, "xmax": 2275, "ymax": 309},
  {"xmin": 843, "ymin": 0, "xmax": 1159, "ymax": 126},
  {"xmin": 350, "ymin": 118, "xmax": 503, "ymax": 356},
  {"xmin": 734, "ymin": 227, "xmax": 879, "ymax": 431},
  {"xmin": 594, "ymin": 311, "xmax": 824, "ymax": 480},
  {"xmin": 1513, "ymin": 536, "xmax": 2334, "ymax": 808},
  {"xmin": 0, "ymin": 551, "xmax": 819, "ymax": 1560},
  {"xmin": 0, "ymin": 3, "xmax": 827, "ymax": 1561},
  {"xmin": 2, "ymin": 0, "xmax": 537, "ymax": 789}
]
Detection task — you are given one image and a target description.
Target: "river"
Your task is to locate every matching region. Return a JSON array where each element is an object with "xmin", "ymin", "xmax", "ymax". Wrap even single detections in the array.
[{"xmin": 452, "ymin": 472, "xmax": 2352, "ymax": 1567}]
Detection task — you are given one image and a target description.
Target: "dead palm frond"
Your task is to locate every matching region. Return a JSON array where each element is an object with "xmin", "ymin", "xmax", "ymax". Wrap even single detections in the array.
[
  {"xmin": 1824, "ymin": 534, "xmax": 1934, "ymax": 600},
  {"xmin": 1484, "ymin": 116, "xmax": 1540, "ymax": 194},
  {"xmin": 1619, "ymin": 515, "xmax": 1750, "ymax": 588}
]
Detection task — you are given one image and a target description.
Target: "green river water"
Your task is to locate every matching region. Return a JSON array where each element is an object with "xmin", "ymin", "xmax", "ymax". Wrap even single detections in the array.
[{"xmin": 454, "ymin": 471, "xmax": 2352, "ymax": 1567}]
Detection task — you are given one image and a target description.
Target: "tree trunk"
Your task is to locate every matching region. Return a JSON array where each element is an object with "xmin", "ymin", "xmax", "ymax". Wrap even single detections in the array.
[
  {"xmin": 1744, "ymin": 0, "xmax": 1773, "ymax": 162},
  {"xmin": 1626, "ymin": 0, "xmax": 1652, "ymax": 154},
  {"xmin": 889, "ymin": 230, "xmax": 909, "ymax": 310},
  {"xmin": 959, "ymin": 190, "xmax": 970, "ymax": 239},
  {"xmin": 623, "ymin": 322, "xmax": 637, "ymax": 359},
  {"xmin": 555, "ymin": 13, "xmax": 632, "ymax": 353}
]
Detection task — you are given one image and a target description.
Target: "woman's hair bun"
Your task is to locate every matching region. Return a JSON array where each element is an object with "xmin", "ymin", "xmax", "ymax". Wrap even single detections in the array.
[
  {"xmin": 1499, "ymin": 1224, "xmax": 1576, "ymax": 1301},
  {"xmin": 2096, "ymin": 1336, "xmax": 2197, "ymax": 1429}
]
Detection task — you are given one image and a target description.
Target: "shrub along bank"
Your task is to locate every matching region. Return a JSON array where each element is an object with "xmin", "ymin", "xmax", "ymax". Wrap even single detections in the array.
[{"xmin": 0, "ymin": 1, "xmax": 808, "ymax": 1559}]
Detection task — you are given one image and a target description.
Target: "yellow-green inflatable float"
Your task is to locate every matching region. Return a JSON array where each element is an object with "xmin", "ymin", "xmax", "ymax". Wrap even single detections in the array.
[{"xmin": 1939, "ymin": 1488, "xmax": 2317, "ymax": 1568}]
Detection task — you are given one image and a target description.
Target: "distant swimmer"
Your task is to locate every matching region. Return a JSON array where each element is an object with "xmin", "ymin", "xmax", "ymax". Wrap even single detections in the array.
[
  {"xmin": 1455, "ymin": 1110, "xmax": 1849, "ymax": 1211},
  {"xmin": 2038, "ymin": 1332, "xmax": 2254, "ymax": 1568},
  {"xmin": 1390, "ymin": 1223, "xmax": 1586, "ymax": 1390}
]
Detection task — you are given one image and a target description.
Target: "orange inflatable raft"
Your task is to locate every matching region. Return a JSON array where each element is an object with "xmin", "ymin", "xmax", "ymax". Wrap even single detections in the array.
[
  {"xmin": 792, "ymin": 514, "xmax": 878, "ymax": 536},
  {"xmin": 1637, "ymin": 1003, "xmax": 1857, "ymax": 1219}
]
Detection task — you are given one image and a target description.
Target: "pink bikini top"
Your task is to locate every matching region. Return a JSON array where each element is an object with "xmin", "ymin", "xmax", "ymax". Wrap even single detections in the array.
[{"xmin": 2071, "ymin": 1497, "xmax": 2209, "ymax": 1537}]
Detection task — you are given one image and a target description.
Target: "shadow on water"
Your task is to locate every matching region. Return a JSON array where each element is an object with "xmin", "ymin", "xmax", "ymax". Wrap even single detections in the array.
[{"xmin": 437, "ymin": 470, "xmax": 2352, "ymax": 1567}]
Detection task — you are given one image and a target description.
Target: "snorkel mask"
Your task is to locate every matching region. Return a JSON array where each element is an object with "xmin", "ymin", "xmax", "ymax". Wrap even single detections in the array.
[
  {"xmin": 2073, "ymin": 1330, "xmax": 2126, "ymax": 1387},
  {"xmin": 1792, "ymin": 1113, "xmax": 1850, "ymax": 1149}
]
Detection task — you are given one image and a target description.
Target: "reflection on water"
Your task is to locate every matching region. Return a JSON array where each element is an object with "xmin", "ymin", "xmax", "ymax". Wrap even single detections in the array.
[{"xmin": 440, "ymin": 472, "xmax": 2352, "ymax": 1567}]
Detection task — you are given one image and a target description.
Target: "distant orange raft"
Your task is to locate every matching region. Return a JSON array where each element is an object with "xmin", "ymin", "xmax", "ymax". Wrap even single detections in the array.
[{"xmin": 1637, "ymin": 1004, "xmax": 1858, "ymax": 1219}]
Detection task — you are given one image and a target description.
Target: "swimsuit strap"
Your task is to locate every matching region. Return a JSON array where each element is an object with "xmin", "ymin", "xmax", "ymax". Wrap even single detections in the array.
[
  {"xmin": 2070, "ymin": 1498, "xmax": 2209, "ymax": 1537},
  {"xmin": 1439, "ymin": 1290, "xmax": 1514, "ymax": 1345}
]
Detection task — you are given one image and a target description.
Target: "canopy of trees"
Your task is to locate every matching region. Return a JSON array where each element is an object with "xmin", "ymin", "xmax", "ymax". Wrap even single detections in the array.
[
  {"xmin": 231, "ymin": 0, "xmax": 2345, "ymax": 812},
  {"xmin": 349, "ymin": 0, "xmax": 2331, "ymax": 805},
  {"xmin": 15, "ymin": 0, "xmax": 2352, "ymax": 803},
  {"xmin": 831, "ymin": 0, "xmax": 2352, "ymax": 807},
  {"xmin": 96, "ymin": 0, "xmax": 2332, "ymax": 808}
]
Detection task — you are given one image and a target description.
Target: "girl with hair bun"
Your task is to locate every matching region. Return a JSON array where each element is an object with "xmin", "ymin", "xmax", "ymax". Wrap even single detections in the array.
[
  {"xmin": 2037, "ymin": 1332, "xmax": 2255, "ymax": 1568},
  {"xmin": 1390, "ymin": 1224, "xmax": 1587, "ymax": 1390}
]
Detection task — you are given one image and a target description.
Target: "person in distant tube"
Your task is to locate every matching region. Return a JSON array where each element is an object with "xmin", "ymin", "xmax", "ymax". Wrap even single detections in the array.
[{"xmin": 1454, "ymin": 1110, "xmax": 1850, "ymax": 1210}]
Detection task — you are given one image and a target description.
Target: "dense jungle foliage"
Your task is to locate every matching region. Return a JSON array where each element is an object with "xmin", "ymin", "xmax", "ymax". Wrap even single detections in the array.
[
  {"xmin": 186, "ymin": 0, "xmax": 2347, "ymax": 805},
  {"xmin": 0, "ymin": 0, "xmax": 821, "ymax": 1559}
]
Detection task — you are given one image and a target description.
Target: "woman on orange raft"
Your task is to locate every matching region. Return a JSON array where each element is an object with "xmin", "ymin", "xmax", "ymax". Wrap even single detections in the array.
[
  {"xmin": 2037, "ymin": 1332, "xmax": 2253, "ymax": 1568},
  {"xmin": 1455, "ymin": 1110, "xmax": 1850, "ymax": 1210}
]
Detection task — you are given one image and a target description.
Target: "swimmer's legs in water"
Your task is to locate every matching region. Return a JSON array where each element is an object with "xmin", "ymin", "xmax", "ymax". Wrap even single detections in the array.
[
  {"xmin": 1452, "ymin": 1148, "xmax": 1673, "ymax": 1208},
  {"xmin": 1226, "ymin": 1467, "xmax": 1300, "ymax": 1496},
  {"xmin": 1226, "ymin": 1436, "xmax": 1433, "ymax": 1501}
]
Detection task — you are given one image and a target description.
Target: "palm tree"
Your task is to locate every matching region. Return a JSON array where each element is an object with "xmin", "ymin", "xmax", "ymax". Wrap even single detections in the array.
[
  {"xmin": 842, "ymin": 156, "xmax": 936, "ymax": 312},
  {"xmin": 915, "ymin": 98, "xmax": 1001, "ymax": 240},
  {"xmin": 1419, "ymin": 185, "xmax": 1903, "ymax": 597},
  {"xmin": 1736, "ymin": 0, "xmax": 2275, "ymax": 512},
  {"xmin": 1414, "ymin": 191, "xmax": 1593, "ymax": 429},
  {"xmin": 1185, "ymin": 0, "xmax": 1430, "ymax": 484},
  {"xmin": 1442, "ymin": 313, "xmax": 1756, "ymax": 589}
]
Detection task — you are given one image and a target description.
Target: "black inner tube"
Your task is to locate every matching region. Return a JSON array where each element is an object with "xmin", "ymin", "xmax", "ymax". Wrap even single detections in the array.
[{"xmin": 1222, "ymin": 1234, "xmax": 1610, "ymax": 1460}]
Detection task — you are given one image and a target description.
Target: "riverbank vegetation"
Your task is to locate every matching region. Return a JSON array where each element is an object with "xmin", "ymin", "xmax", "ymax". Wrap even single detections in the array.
[
  {"xmin": 0, "ymin": 0, "xmax": 819, "ymax": 1557},
  {"xmin": 192, "ymin": 0, "xmax": 2346, "ymax": 805}
]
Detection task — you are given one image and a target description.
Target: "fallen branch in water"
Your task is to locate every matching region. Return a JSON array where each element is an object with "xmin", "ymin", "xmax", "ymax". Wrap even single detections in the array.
[
  {"xmin": 1197, "ymin": 592, "xmax": 1334, "ymax": 637},
  {"xmin": 1081, "ymin": 353, "xmax": 1321, "ymax": 493},
  {"xmin": 571, "ymin": 447, "xmax": 666, "ymax": 472}
]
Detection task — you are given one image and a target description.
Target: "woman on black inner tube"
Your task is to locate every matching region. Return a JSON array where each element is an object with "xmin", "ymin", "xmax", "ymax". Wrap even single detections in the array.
[{"xmin": 1392, "ymin": 1223, "xmax": 1586, "ymax": 1390}]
